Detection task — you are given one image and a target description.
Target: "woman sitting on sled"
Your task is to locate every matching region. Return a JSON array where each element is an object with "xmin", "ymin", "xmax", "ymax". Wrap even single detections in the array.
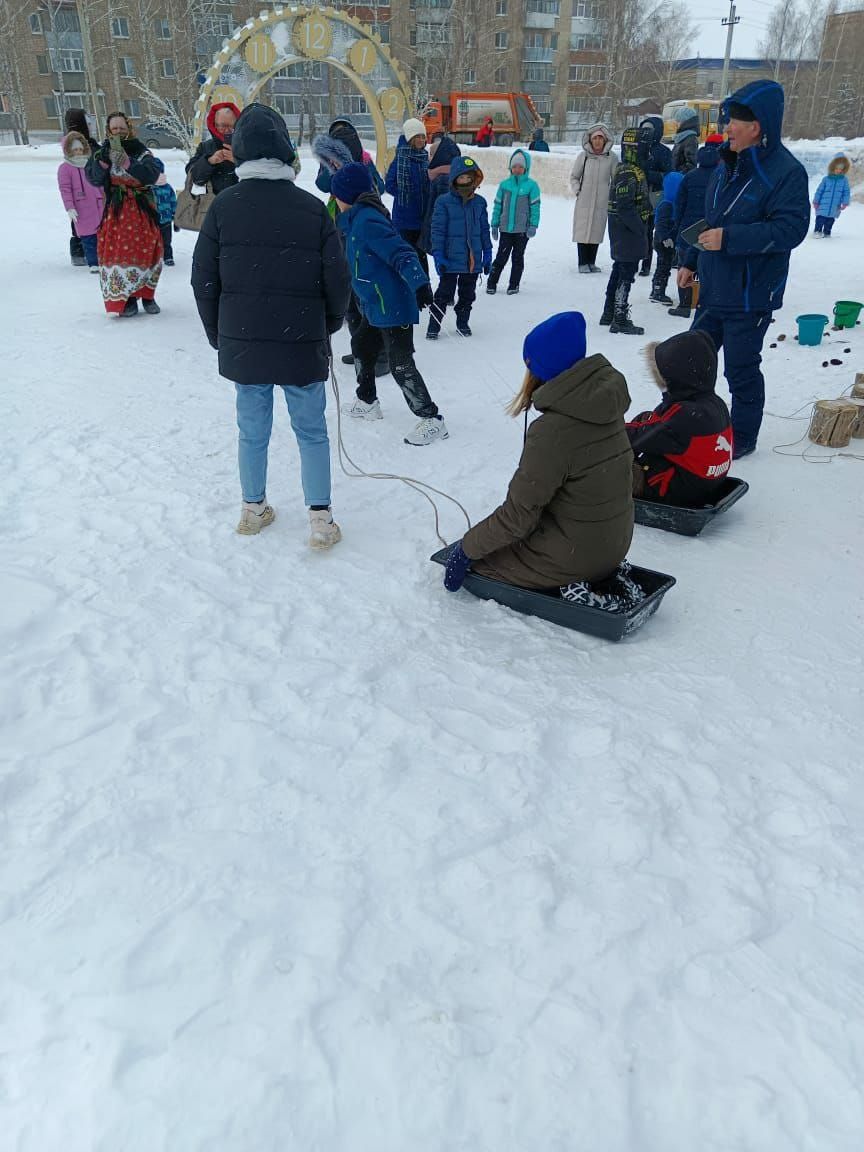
[{"xmin": 443, "ymin": 312, "xmax": 635, "ymax": 601}]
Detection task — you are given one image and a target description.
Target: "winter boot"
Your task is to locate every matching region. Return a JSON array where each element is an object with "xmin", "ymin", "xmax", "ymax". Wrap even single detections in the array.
[
  {"xmin": 70, "ymin": 237, "xmax": 86, "ymax": 267},
  {"xmin": 341, "ymin": 352, "xmax": 355, "ymax": 365},
  {"xmin": 599, "ymin": 296, "xmax": 615, "ymax": 326},
  {"xmin": 578, "ymin": 264, "xmax": 592, "ymax": 274},
  {"xmin": 486, "ymin": 283, "xmax": 497, "ymax": 294},
  {"xmin": 343, "ymin": 397, "xmax": 383, "ymax": 421},
  {"xmin": 404, "ymin": 415, "xmax": 449, "ymax": 446},
  {"xmin": 589, "ymin": 264, "xmax": 602, "ymax": 273},
  {"xmin": 456, "ymin": 322, "xmax": 473, "ymax": 336},
  {"xmin": 142, "ymin": 299, "xmax": 160, "ymax": 315},
  {"xmin": 237, "ymin": 500, "xmax": 275, "ymax": 535},
  {"xmin": 668, "ymin": 286, "xmax": 692, "ymax": 318},
  {"xmin": 506, "ymin": 285, "xmax": 519, "ymax": 295},
  {"xmin": 309, "ymin": 508, "xmax": 341, "ymax": 549},
  {"xmin": 119, "ymin": 298, "xmax": 139, "ymax": 318},
  {"xmin": 650, "ymin": 283, "xmax": 672, "ymax": 304},
  {"xmin": 609, "ymin": 282, "xmax": 644, "ymax": 335},
  {"xmin": 426, "ymin": 310, "xmax": 442, "ymax": 340},
  {"xmin": 639, "ymin": 259, "xmax": 651, "ymax": 277}
]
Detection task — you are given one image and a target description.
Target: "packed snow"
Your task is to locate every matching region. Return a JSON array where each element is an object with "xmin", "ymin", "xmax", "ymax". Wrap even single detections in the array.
[{"xmin": 2, "ymin": 144, "xmax": 863, "ymax": 1152}]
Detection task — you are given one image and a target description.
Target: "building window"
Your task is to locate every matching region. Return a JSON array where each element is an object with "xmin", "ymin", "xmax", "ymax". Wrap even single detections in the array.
[
  {"xmin": 417, "ymin": 22, "xmax": 449, "ymax": 44},
  {"xmin": 280, "ymin": 60, "xmax": 323, "ymax": 80},
  {"xmin": 57, "ymin": 49, "xmax": 85, "ymax": 72},
  {"xmin": 495, "ymin": 31, "xmax": 508, "ymax": 48},
  {"xmin": 154, "ymin": 18, "xmax": 171, "ymax": 39},
  {"xmin": 29, "ymin": 12, "xmax": 43, "ymax": 33},
  {"xmin": 495, "ymin": 65, "xmax": 507, "ymax": 83},
  {"xmin": 465, "ymin": 68, "xmax": 477, "ymax": 84},
  {"xmin": 119, "ymin": 56, "xmax": 136, "ymax": 78},
  {"xmin": 570, "ymin": 33, "xmax": 606, "ymax": 50},
  {"xmin": 569, "ymin": 63, "xmax": 607, "ymax": 82},
  {"xmin": 43, "ymin": 95, "xmax": 58, "ymax": 118},
  {"xmin": 526, "ymin": 0, "xmax": 559, "ymax": 12},
  {"xmin": 123, "ymin": 99, "xmax": 141, "ymax": 118},
  {"xmin": 523, "ymin": 63, "xmax": 556, "ymax": 82},
  {"xmin": 111, "ymin": 16, "xmax": 130, "ymax": 38},
  {"xmin": 495, "ymin": 0, "xmax": 507, "ymax": 12},
  {"xmin": 374, "ymin": 22, "xmax": 390, "ymax": 43},
  {"xmin": 573, "ymin": 1, "xmax": 601, "ymax": 17},
  {"xmin": 533, "ymin": 97, "xmax": 552, "ymax": 115},
  {"xmin": 160, "ymin": 58, "xmax": 175, "ymax": 78},
  {"xmin": 409, "ymin": 28, "xmax": 416, "ymax": 45},
  {"xmin": 339, "ymin": 95, "xmax": 368, "ymax": 115},
  {"xmin": 36, "ymin": 53, "xmax": 51, "ymax": 74}
]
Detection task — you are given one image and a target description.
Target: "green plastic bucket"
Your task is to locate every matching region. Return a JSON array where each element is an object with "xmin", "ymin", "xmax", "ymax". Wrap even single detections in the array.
[
  {"xmin": 796, "ymin": 314, "xmax": 829, "ymax": 345},
  {"xmin": 833, "ymin": 300, "xmax": 863, "ymax": 329}
]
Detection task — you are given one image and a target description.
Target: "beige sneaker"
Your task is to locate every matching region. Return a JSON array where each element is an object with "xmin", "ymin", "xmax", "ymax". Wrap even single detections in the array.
[
  {"xmin": 236, "ymin": 500, "xmax": 275, "ymax": 535},
  {"xmin": 309, "ymin": 508, "xmax": 341, "ymax": 550}
]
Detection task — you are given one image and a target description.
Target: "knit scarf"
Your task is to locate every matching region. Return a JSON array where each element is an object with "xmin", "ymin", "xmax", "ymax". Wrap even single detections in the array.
[
  {"xmin": 236, "ymin": 158, "xmax": 297, "ymax": 181},
  {"xmin": 395, "ymin": 141, "xmax": 428, "ymax": 207}
]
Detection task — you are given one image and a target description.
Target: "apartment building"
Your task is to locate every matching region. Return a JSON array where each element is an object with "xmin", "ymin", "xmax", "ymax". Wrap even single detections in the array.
[{"xmin": 4, "ymin": 0, "xmax": 612, "ymax": 137}]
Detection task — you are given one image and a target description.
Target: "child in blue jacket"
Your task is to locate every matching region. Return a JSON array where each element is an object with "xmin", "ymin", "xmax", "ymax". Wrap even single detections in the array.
[
  {"xmin": 152, "ymin": 157, "xmax": 177, "ymax": 266},
  {"xmin": 332, "ymin": 163, "xmax": 448, "ymax": 447},
  {"xmin": 486, "ymin": 148, "xmax": 541, "ymax": 296},
  {"xmin": 649, "ymin": 170, "xmax": 683, "ymax": 304},
  {"xmin": 812, "ymin": 154, "xmax": 851, "ymax": 237},
  {"xmin": 428, "ymin": 155, "xmax": 492, "ymax": 338}
]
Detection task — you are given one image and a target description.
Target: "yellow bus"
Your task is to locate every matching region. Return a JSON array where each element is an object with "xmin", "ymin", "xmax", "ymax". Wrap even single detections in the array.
[{"xmin": 662, "ymin": 99, "xmax": 721, "ymax": 144}]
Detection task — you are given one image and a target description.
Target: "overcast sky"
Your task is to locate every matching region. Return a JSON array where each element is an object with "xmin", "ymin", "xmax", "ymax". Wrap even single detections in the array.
[{"xmin": 686, "ymin": 0, "xmax": 777, "ymax": 60}]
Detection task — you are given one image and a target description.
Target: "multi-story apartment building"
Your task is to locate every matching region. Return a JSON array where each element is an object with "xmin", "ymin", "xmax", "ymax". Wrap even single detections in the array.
[{"xmin": 2, "ymin": 0, "xmax": 614, "ymax": 138}]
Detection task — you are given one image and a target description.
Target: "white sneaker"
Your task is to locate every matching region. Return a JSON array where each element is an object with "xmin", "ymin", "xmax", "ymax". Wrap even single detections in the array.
[
  {"xmin": 404, "ymin": 416, "xmax": 449, "ymax": 446},
  {"xmin": 236, "ymin": 500, "xmax": 275, "ymax": 534},
  {"xmin": 309, "ymin": 508, "xmax": 342, "ymax": 549},
  {"xmin": 89, "ymin": 266, "xmax": 100, "ymax": 274},
  {"xmin": 343, "ymin": 398, "xmax": 383, "ymax": 421}
]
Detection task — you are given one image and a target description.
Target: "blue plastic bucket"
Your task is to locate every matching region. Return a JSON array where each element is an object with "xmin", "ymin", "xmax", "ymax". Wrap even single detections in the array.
[{"xmin": 796, "ymin": 314, "xmax": 829, "ymax": 346}]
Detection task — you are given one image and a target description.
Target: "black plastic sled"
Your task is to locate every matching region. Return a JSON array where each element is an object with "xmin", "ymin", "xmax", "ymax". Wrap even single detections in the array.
[
  {"xmin": 634, "ymin": 477, "xmax": 749, "ymax": 537},
  {"xmin": 431, "ymin": 547, "xmax": 676, "ymax": 641}
]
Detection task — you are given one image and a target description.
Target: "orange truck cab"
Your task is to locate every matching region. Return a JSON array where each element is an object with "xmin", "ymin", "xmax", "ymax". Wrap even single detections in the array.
[{"xmin": 422, "ymin": 92, "xmax": 540, "ymax": 146}]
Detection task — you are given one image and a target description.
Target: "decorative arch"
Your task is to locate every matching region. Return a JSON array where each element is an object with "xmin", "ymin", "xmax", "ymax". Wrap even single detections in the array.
[{"xmin": 192, "ymin": 6, "xmax": 414, "ymax": 169}]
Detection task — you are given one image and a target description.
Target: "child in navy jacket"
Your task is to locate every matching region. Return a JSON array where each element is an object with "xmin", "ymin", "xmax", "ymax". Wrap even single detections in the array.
[
  {"xmin": 649, "ymin": 170, "xmax": 683, "ymax": 304},
  {"xmin": 152, "ymin": 157, "xmax": 177, "ymax": 265},
  {"xmin": 428, "ymin": 155, "xmax": 492, "ymax": 338}
]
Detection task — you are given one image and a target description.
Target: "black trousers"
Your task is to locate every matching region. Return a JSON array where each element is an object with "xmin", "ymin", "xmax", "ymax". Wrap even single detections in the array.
[
  {"xmin": 488, "ymin": 232, "xmax": 528, "ymax": 289},
  {"xmin": 604, "ymin": 261, "xmax": 638, "ymax": 306},
  {"xmin": 577, "ymin": 242, "xmax": 599, "ymax": 266},
  {"xmin": 399, "ymin": 228, "xmax": 429, "ymax": 277},
  {"xmin": 429, "ymin": 271, "xmax": 478, "ymax": 331},
  {"xmin": 352, "ymin": 319, "xmax": 438, "ymax": 418},
  {"xmin": 652, "ymin": 244, "xmax": 674, "ymax": 291},
  {"xmin": 160, "ymin": 222, "xmax": 174, "ymax": 261},
  {"xmin": 641, "ymin": 216, "xmax": 654, "ymax": 271}
]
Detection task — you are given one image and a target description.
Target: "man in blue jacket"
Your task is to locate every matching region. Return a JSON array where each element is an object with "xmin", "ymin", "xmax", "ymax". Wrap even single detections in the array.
[{"xmin": 678, "ymin": 80, "xmax": 809, "ymax": 458}]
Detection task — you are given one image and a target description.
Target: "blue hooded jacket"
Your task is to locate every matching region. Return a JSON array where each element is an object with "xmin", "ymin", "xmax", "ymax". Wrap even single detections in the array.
[
  {"xmin": 686, "ymin": 80, "xmax": 810, "ymax": 314},
  {"xmin": 812, "ymin": 154, "xmax": 851, "ymax": 219},
  {"xmin": 653, "ymin": 170, "xmax": 684, "ymax": 244},
  {"xmin": 430, "ymin": 156, "xmax": 492, "ymax": 274},
  {"xmin": 674, "ymin": 142, "xmax": 721, "ymax": 246},
  {"xmin": 337, "ymin": 193, "xmax": 429, "ymax": 327},
  {"xmin": 385, "ymin": 135, "xmax": 430, "ymax": 231},
  {"xmin": 420, "ymin": 136, "xmax": 461, "ymax": 252}
]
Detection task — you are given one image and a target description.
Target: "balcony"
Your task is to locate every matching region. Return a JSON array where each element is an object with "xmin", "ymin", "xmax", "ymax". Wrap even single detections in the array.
[
  {"xmin": 522, "ymin": 47, "xmax": 555, "ymax": 61},
  {"xmin": 525, "ymin": 11, "xmax": 557, "ymax": 27}
]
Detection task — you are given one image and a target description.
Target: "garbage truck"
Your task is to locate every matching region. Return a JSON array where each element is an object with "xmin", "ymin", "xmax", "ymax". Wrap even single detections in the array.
[{"xmin": 422, "ymin": 93, "xmax": 541, "ymax": 146}]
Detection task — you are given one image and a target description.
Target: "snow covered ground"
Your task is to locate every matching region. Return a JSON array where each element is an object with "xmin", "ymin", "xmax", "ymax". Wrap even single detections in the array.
[{"xmin": 2, "ymin": 145, "xmax": 864, "ymax": 1152}]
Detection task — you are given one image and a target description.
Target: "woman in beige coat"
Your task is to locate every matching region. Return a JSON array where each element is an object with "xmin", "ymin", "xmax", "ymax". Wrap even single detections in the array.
[{"xmin": 570, "ymin": 123, "xmax": 615, "ymax": 273}]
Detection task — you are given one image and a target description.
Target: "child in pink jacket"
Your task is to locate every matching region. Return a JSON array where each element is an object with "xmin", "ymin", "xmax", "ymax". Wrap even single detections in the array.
[{"xmin": 57, "ymin": 132, "xmax": 105, "ymax": 271}]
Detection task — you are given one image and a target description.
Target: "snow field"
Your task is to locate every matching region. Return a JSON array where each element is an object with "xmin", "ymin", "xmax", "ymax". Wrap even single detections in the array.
[{"xmin": 1, "ymin": 146, "xmax": 863, "ymax": 1152}]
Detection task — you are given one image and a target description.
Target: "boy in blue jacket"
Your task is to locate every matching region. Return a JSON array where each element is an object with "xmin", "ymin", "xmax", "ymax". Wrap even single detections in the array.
[
  {"xmin": 649, "ymin": 170, "xmax": 683, "ymax": 304},
  {"xmin": 812, "ymin": 154, "xmax": 851, "ymax": 237},
  {"xmin": 332, "ymin": 163, "xmax": 448, "ymax": 447},
  {"xmin": 428, "ymin": 155, "xmax": 492, "ymax": 338},
  {"xmin": 152, "ymin": 157, "xmax": 177, "ymax": 266},
  {"xmin": 486, "ymin": 148, "xmax": 541, "ymax": 296}
]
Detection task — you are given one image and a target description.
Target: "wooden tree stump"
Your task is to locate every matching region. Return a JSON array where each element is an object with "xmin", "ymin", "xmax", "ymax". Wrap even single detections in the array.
[
  {"xmin": 852, "ymin": 373, "xmax": 864, "ymax": 400},
  {"xmin": 808, "ymin": 400, "xmax": 859, "ymax": 447},
  {"xmin": 847, "ymin": 398, "xmax": 864, "ymax": 439}
]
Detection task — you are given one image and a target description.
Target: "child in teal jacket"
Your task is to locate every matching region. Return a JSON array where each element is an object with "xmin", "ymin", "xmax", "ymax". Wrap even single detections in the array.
[{"xmin": 487, "ymin": 148, "xmax": 541, "ymax": 295}]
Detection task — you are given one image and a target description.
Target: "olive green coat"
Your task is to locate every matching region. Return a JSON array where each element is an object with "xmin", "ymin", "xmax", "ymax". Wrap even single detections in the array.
[{"xmin": 463, "ymin": 355, "xmax": 634, "ymax": 589}]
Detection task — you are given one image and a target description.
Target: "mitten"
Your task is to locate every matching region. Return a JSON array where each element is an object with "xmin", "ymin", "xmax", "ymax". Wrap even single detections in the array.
[
  {"xmin": 482, "ymin": 258, "xmax": 492, "ymax": 276},
  {"xmin": 443, "ymin": 541, "xmax": 472, "ymax": 592},
  {"xmin": 67, "ymin": 208, "xmax": 79, "ymax": 222},
  {"xmin": 492, "ymin": 227, "xmax": 499, "ymax": 241},
  {"xmin": 416, "ymin": 283, "xmax": 434, "ymax": 310},
  {"xmin": 663, "ymin": 238, "xmax": 674, "ymax": 248},
  {"xmin": 434, "ymin": 253, "xmax": 447, "ymax": 276},
  {"xmin": 526, "ymin": 227, "xmax": 537, "ymax": 238}
]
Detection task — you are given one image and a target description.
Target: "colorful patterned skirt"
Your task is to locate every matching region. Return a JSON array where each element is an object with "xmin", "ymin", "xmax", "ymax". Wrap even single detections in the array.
[{"xmin": 97, "ymin": 181, "xmax": 163, "ymax": 314}]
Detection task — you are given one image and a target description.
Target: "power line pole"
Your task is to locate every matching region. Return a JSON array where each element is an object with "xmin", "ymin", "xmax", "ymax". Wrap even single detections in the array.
[{"xmin": 720, "ymin": 0, "xmax": 740, "ymax": 101}]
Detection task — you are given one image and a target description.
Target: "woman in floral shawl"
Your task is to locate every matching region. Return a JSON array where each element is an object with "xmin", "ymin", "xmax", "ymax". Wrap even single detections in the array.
[{"xmin": 86, "ymin": 112, "xmax": 163, "ymax": 316}]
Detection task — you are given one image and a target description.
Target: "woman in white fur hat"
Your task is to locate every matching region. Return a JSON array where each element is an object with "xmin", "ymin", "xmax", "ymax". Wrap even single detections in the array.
[{"xmin": 384, "ymin": 116, "xmax": 430, "ymax": 274}]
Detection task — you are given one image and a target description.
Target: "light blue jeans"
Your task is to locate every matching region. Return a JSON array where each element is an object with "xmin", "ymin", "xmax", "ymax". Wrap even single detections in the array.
[{"xmin": 235, "ymin": 382, "xmax": 331, "ymax": 506}]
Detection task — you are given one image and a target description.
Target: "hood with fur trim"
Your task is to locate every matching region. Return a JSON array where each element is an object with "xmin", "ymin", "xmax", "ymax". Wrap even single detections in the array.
[
  {"xmin": 581, "ymin": 123, "xmax": 613, "ymax": 156},
  {"xmin": 449, "ymin": 154, "xmax": 483, "ymax": 190},
  {"xmin": 62, "ymin": 131, "xmax": 91, "ymax": 161},
  {"xmin": 829, "ymin": 153, "xmax": 850, "ymax": 176},
  {"xmin": 645, "ymin": 330, "xmax": 718, "ymax": 399},
  {"xmin": 312, "ymin": 133, "xmax": 354, "ymax": 173}
]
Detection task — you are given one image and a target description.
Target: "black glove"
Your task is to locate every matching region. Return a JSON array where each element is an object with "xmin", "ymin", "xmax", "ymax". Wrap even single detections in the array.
[{"xmin": 416, "ymin": 284, "xmax": 434, "ymax": 310}]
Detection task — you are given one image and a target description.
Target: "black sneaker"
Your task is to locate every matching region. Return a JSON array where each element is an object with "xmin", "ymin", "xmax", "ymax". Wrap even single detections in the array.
[
  {"xmin": 456, "ymin": 323, "xmax": 473, "ymax": 336},
  {"xmin": 650, "ymin": 291, "xmax": 673, "ymax": 304},
  {"xmin": 486, "ymin": 284, "xmax": 497, "ymax": 295},
  {"xmin": 142, "ymin": 299, "xmax": 161, "ymax": 315},
  {"xmin": 341, "ymin": 353, "xmax": 355, "ymax": 365},
  {"xmin": 164, "ymin": 257, "xmax": 175, "ymax": 266},
  {"xmin": 426, "ymin": 329, "xmax": 439, "ymax": 340},
  {"xmin": 506, "ymin": 286, "xmax": 519, "ymax": 295},
  {"xmin": 119, "ymin": 298, "xmax": 139, "ymax": 317}
]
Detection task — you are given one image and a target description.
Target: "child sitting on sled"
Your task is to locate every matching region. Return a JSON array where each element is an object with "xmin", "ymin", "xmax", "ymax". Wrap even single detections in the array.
[
  {"xmin": 627, "ymin": 330, "xmax": 733, "ymax": 506},
  {"xmin": 443, "ymin": 311, "xmax": 634, "ymax": 593}
]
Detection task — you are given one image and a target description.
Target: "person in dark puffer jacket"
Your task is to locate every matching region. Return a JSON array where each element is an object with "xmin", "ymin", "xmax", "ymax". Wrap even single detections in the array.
[
  {"xmin": 649, "ymin": 170, "xmax": 684, "ymax": 304},
  {"xmin": 671, "ymin": 106, "xmax": 700, "ymax": 174},
  {"xmin": 186, "ymin": 101, "xmax": 240, "ymax": 195},
  {"xmin": 668, "ymin": 134, "xmax": 723, "ymax": 318},
  {"xmin": 679, "ymin": 80, "xmax": 810, "ymax": 458},
  {"xmin": 638, "ymin": 115, "xmax": 672, "ymax": 275},
  {"xmin": 628, "ymin": 330, "xmax": 733, "ymax": 505},
  {"xmin": 428, "ymin": 155, "xmax": 492, "ymax": 338},
  {"xmin": 603, "ymin": 128, "xmax": 651, "ymax": 336},
  {"xmin": 332, "ymin": 162, "xmax": 448, "ymax": 447},
  {"xmin": 191, "ymin": 104, "xmax": 351, "ymax": 545},
  {"xmin": 419, "ymin": 134, "xmax": 461, "ymax": 254}
]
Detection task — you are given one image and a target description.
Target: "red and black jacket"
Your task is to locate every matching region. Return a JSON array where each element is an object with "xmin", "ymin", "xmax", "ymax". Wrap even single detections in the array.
[{"xmin": 627, "ymin": 330, "xmax": 733, "ymax": 506}]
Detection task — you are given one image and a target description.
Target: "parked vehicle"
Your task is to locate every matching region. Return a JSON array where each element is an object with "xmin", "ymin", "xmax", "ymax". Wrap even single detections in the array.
[
  {"xmin": 423, "ymin": 93, "xmax": 540, "ymax": 147},
  {"xmin": 661, "ymin": 99, "xmax": 720, "ymax": 144},
  {"xmin": 137, "ymin": 120, "xmax": 186, "ymax": 149}
]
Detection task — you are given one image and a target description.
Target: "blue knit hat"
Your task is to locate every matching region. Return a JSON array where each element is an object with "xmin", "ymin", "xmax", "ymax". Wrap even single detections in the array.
[
  {"xmin": 331, "ymin": 161, "xmax": 372, "ymax": 205},
  {"xmin": 523, "ymin": 312, "xmax": 587, "ymax": 382}
]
